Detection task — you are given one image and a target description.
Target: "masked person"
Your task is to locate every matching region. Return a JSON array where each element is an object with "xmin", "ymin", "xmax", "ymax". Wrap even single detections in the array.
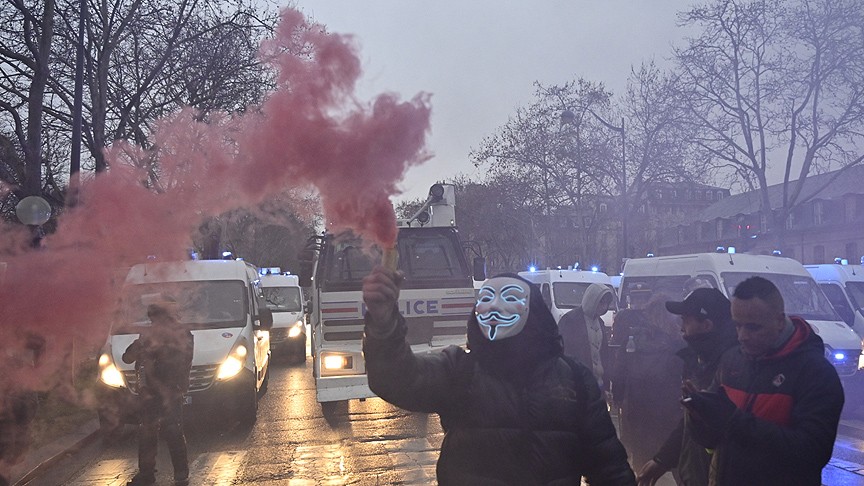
[
  {"xmin": 635, "ymin": 288, "xmax": 738, "ymax": 486},
  {"xmin": 124, "ymin": 295, "xmax": 194, "ymax": 486},
  {"xmin": 362, "ymin": 268, "xmax": 635, "ymax": 485},
  {"xmin": 682, "ymin": 276, "xmax": 844, "ymax": 486}
]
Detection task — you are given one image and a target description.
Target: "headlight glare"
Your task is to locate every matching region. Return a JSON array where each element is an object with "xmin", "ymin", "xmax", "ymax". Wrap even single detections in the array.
[
  {"xmin": 217, "ymin": 356, "xmax": 244, "ymax": 380},
  {"xmin": 100, "ymin": 363, "xmax": 126, "ymax": 388}
]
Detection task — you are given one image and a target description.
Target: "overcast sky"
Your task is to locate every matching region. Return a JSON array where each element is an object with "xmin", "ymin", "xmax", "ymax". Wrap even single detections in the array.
[{"xmin": 294, "ymin": 1, "xmax": 697, "ymax": 202}]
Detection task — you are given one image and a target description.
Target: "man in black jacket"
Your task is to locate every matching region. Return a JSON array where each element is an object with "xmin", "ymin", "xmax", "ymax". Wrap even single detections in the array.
[
  {"xmin": 682, "ymin": 276, "xmax": 843, "ymax": 486},
  {"xmin": 124, "ymin": 295, "xmax": 194, "ymax": 486},
  {"xmin": 636, "ymin": 288, "xmax": 738, "ymax": 486},
  {"xmin": 362, "ymin": 268, "xmax": 635, "ymax": 485}
]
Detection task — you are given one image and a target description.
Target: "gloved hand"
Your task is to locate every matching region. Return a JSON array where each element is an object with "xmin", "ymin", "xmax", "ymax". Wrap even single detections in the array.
[
  {"xmin": 682, "ymin": 387, "xmax": 737, "ymax": 432},
  {"xmin": 362, "ymin": 266, "xmax": 403, "ymax": 338}
]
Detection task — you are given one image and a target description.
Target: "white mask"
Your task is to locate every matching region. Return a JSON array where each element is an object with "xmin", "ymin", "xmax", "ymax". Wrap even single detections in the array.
[{"xmin": 475, "ymin": 277, "xmax": 531, "ymax": 341}]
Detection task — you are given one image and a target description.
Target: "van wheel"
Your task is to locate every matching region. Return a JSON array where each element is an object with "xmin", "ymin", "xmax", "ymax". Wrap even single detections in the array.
[{"xmin": 239, "ymin": 386, "xmax": 258, "ymax": 425}]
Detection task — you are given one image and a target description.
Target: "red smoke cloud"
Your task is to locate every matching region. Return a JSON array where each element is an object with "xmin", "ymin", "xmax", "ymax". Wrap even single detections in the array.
[{"xmin": 0, "ymin": 8, "xmax": 430, "ymax": 395}]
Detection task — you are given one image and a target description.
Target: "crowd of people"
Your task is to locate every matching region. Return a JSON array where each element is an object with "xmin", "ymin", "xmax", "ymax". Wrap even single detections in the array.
[
  {"xmin": 363, "ymin": 268, "xmax": 845, "ymax": 485},
  {"xmin": 1, "ymin": 266, "xmax": 845, "ymax": 485}
]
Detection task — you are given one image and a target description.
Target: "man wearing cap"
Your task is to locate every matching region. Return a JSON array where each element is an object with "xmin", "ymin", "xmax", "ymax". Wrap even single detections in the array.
[
  {"xmin": 681, "ymin": 276, "xmax": 844, "ymax": 486},
  {"xmin": 635, "ymin": 288, "xmax": 738, "ymax": 486},
  {"xmin": 123, "ymin": 295, "xmax": 194, "ymax": 486}
]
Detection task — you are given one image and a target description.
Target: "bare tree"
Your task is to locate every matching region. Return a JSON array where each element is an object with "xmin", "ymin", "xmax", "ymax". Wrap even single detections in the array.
[
  {"xmin": 0, "ymin": 0, "xmax": 56, "ymax": 198},
  {"xmin": 471, "ymin": 80, "xmax": 615, "ymax": 268},
  {"xmin": 675, "ymin": 0, "xmax": 864, "ymax": 245}
]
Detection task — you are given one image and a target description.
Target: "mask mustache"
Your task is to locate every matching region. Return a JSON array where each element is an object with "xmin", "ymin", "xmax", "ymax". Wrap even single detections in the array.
[{"xmin": 477, "ymin": 311, "xmax": 520, "ymax": 325}]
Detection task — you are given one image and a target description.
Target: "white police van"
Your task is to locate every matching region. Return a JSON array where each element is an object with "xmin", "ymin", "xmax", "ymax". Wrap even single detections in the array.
[
  {"xmin": 518, "ymin": 267, "xmax": 617, "ymax": 327},
  {"xmin": 259, "ymin": 270, "xmax": 307, "ymax": 363},
  {"xmin": 806, "ymin": 259, "xmax": 864, "ymax": 339},
  {"xmin": 619, "ymin": 252, "xmax": 862, "ymax": 377},
  {"xmin": 96, "ymin": 259, "xmax": 273, "ymax": 429}
]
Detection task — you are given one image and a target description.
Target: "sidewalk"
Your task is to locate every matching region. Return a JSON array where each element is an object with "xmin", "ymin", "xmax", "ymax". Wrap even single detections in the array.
[{"xmin": 11, "ymin": 419, "xmax": 100, "ymax": 486}]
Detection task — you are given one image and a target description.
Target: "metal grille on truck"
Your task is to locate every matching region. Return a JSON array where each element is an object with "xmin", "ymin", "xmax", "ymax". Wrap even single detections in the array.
[{"xmin": 122, "ymin": 364, "xmax": 219, "ymax": 394}]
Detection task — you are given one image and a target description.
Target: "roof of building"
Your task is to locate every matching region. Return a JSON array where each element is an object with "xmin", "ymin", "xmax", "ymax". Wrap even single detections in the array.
[{"xmin": 698, "ymin": 164, "xmax": 864, "ymax": 221}]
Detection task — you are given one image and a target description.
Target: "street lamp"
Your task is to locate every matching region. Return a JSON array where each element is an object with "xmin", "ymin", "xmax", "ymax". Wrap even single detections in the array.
[
  {"xmin": 560, "ymin": 109, "xmax": 629, "ymax": 260},
  {"xmin": 16, "ymin": 195, "xmax": 52, "ymax": 247}
]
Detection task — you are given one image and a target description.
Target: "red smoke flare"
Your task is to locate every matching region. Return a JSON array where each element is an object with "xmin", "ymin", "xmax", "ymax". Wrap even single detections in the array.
[{"xmin": 0, "ymin": 8, "xmax": 430, "ymax": 402}]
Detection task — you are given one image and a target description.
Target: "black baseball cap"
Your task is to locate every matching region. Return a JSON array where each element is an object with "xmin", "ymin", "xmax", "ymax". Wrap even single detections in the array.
[{"xmin": 665, "ymin": 287, "xmax": 731, "ymax": 323}]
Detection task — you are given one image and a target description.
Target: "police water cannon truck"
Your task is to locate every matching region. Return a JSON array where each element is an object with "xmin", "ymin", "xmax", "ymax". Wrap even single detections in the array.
[{"xmin": 300, "ymin": 183, "xmax": 485, "ymax": 407}]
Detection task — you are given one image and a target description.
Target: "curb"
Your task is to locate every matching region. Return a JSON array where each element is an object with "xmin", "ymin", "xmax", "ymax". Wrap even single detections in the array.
[{"xmin": 12, "ymin": 419, "xmax": 101, "ymax": 486}]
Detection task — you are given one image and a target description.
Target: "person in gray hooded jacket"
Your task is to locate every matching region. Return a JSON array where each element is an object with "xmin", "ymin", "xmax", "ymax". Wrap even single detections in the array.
[
  {"xmin": 558, "ymin": 283, "xmax": 614, "ymax": 389},
  {"xmin": 362, "ymin": 268, "xmax": 636, "ymax": 485}
]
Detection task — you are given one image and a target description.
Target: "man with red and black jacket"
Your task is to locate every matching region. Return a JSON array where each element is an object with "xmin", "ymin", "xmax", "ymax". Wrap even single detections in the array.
[{"xmin": 682, "ymin": 276, "xmax": 843, "ymax": 486}]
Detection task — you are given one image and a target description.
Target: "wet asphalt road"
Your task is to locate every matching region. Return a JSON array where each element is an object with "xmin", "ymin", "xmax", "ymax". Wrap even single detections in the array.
[{"xmin": 23, "ymin": 353, "xmax": 864, "ymax": 485}]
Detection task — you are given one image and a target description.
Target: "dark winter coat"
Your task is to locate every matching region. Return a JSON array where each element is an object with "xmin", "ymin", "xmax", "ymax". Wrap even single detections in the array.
[
  {"xmin": 653, "ymin": 325, "xmax": 739, "ymax": 486},
  {"xmin": 123, "ymin": 323, "xmax": 194, "ymax": 398},
  {"xmin": 363, "ymin": 274, "xmax": 635, "ymax": 485},
  {"xmin": 610, "ymin": 318, "xmax": 683, "ymax": 467},
  {"xmin": 693, "ymin": 317, "xmax": 844, "ymax": 486}
]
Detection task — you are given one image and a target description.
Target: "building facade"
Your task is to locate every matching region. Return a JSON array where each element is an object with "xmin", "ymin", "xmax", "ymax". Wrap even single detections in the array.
[{"xmin": 657, "ymin": 166, "xmax": 864, "ymax": 264}]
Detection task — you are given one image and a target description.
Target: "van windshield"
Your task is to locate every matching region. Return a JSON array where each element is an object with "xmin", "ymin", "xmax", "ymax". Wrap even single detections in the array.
[
  {"xmin": 263, "ymin": 287, "xmax": 302, "ymax": 312},
  {"xmin": 847, "ymin": 282, "xmax": 864, "ymax": 312},
  {"xmin": 321, "ymin": 228, "xmax": 470, "ymax": 291},
  {"xmin": 721, "ymin": 272, "xmax": 839, "ymax": 322},
  {"xmin": 553, "ymin": 282, "xmax": 614, "ymax": 309},
  {"xmin": 114, "ymin": 281, "xmax": 247, "ymax": 334}
]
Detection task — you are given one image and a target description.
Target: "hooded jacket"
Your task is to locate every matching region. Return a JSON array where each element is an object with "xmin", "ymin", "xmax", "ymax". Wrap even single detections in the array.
[
  {"xmin": 693, "ymin": 317, "xmax": 844, "ymax": 486},
  {"xmin": 364, "ymin": 274, "xmax": 635, "ymax": 485},
  {"xmin": 559, "ymin": 283, "xmax": 611, "ymax": 387}
]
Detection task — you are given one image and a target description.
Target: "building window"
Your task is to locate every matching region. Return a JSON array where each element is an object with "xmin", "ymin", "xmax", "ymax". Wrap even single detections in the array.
[
  {"xmin": 814, "ymin": 245, "xmax": 825, "ymax": 264},
  {"xmin": 813, "ymin": 200, "xmax": 824, "ymax": 226},
  {"xmin": 599, "ymin": 203, "xmax": 608, "ymax": 213},
  {"xmin": 672, "ymin": 189, "xmax": 678, "ymax": 198},
  {"xmin": 716, "ymin": 219, "xmax": 724, "ymax": 238},
  {"xmin": 785, "ymin": 213, "xmax": 795, "ymax": 230},
  {"xmin": 707, "ymin": 191, "xmax": 714, "ymax": 201}
]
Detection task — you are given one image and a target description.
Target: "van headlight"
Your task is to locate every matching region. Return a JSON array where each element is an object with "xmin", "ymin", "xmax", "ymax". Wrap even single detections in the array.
[
  {"xmin": 216, "ymin": 344, "xmax": 248, "ymax": 381},
  {"xmin": 98, "ymin": 353, "xmax": 126, "ymax": 388},
  {"xmin": 288, "ymin": 321, "xmax": 304, "ymax": 338}
]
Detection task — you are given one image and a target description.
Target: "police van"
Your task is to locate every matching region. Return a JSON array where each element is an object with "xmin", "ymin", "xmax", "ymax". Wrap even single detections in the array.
[
  {"xmin": 96, "ymin": 259, "xmax": 273, "ymax": 429},
  {"xmin": 518, "ymin": 267, "xmax": 618, "ymax": 327},
  {"xmin": 259, "ymin": 270, "xmax": 307, "ymax": 363},
  {"xmin": 619, "ymin": 252, "xmax": 862, "ymax": 377},
  {"xmin": 806, "ymin": 260, "xmax": 864, "ymax": 339}
]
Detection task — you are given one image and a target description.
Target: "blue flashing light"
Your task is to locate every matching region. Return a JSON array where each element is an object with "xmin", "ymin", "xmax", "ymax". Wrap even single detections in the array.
[
  {"xmin": 574, "ymin": 262, "xmax": 580, "ymax": 270},
  {"xmin": 189, "ymin": 250, "xmax": 199, "ymax": 260},
  {"xmin": 646, "ymin": 253, "xmax": 655, "ymax": 258},
  {"xmin": 221, "ymin": 251, "xmax": 233, "ymax": 259},
  {"xmin": 715, "ymin": 246, "xmax": 725, "ymax": 253},
  {"xmin": 772, "ymin": 249, "xmax": 782, "ymax": 256},
  {"xmin": 728, "ymin": 246, "xmax": 736, "ymax": 254},
  {"xmin": 528, "ymin": 265, "xmax": 537, "ymax": 272},
  {"xmin": 834, "ymin": 352, "xmax": 846, "ymax": 361},
  {"xmin": 590, "ymin": 266, "xmax": 599, "ymax": 273}
]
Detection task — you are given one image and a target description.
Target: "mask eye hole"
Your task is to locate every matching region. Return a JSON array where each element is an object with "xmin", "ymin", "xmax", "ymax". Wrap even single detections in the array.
[{"xmin": 477, "ymin": 287, "xmax": 495, "ymax": 303}]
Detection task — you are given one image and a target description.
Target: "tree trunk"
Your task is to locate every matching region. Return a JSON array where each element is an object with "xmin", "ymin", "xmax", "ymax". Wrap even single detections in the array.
[{"xmin": 23, "ymin": 0, "xmax": 56, "ymax": 196}]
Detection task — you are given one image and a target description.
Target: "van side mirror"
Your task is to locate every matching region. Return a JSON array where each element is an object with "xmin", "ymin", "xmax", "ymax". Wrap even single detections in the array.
[
  {"xmin": 472, "ymin": 257, "xmax": 486, "ymax": 281},
  {"xmin": 257, "ymin": 308, "xmax": 273, "ymax": 330}
]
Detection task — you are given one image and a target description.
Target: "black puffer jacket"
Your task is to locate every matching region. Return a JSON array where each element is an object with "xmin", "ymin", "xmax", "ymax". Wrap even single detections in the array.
[
  {"xmin": 364, "ymin": 274, "xmax": 635, "ymax": 485},
  {"xmin": 693, "ymin": 317, "xmax": 844, "ymax": 486}
]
